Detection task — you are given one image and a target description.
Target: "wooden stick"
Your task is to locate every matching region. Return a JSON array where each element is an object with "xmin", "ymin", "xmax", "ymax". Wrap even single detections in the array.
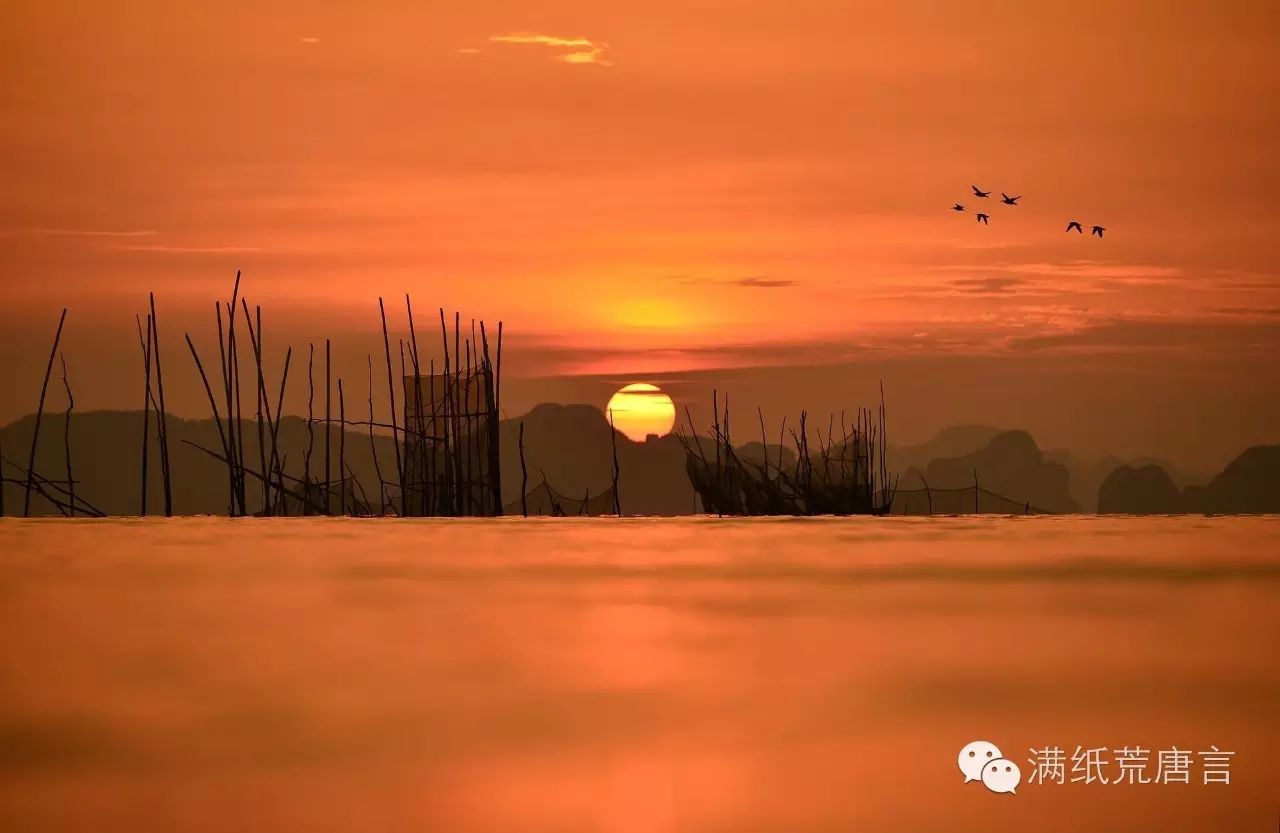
[
  {"xmin": 338, "ymin": 378, "xmax": 346, "ymax": 515},
  {"xmin": 519, "ymin": 420, "xmax": 528, "ymax": 517},
  {"xmin": 22, "ymin": 308, "xmax": 67, "ymax": 517},
  {"xmin": 149, "ymin": 293, "xmax": 173, "ymax": 516},
  {"xmin": 304, "ymin": 343, "xmax": 315, "ymax": 515},
  {"xmin": 379, "ymin": 299, "xmax": 404, "ymax": 516},
  {"xmin": 405, "ymin": 295, "xmax": 426, "ymax": 516},
  {"xmin": 137, "ymin": 313, "xmax": 153, "ymax": 516},
  {"xmin": 270, "ymin": 346, "xmax": 293, "ymax": 509},
  {"xmin": 609, "ymin": 406, "xmax": 621, "ymax": 516},
  {"xmin": 438, "ymin": 308, "xmax": 454, "ymax": 516},
  {"xmin": 1, "ymin": 453, "xmax": 104, "ymax": 516},
  {"xmin": 398, "ymin": 339, "xmax": 411, "ymax": 514},
  {"xmin": 367, "ymin": 356, "xmax": 386, "ymax": 516},
  {"xmin": 480, "ymin": 322, "xmax": 501, "ymax": 515},
  {"xmin": 184, "ymin": 333, "xmax": 234, "ymax": 514},
  {"xmin": 324, "ymin": 338, "xmax": 332, "ymax": 515},
  {"xmin": 59, "ymin": 353, "xmax": 75, "ymax": 517},
  {"xmin": 181, "ymin": 440, "xmax": 327, "ymax": 516},
  {"xmin": 250, "ymin": 304, "xmax": 270, "ymax": 515},
  {"xmin": 215, "ymin": 302, "xmax": 237, "ymax": 514}
]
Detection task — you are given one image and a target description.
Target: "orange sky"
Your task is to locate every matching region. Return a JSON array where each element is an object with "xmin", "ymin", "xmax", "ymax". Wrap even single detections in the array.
[{"xmin": 2, "ymin": 1, "xmax": 1278, "ymax": 468}]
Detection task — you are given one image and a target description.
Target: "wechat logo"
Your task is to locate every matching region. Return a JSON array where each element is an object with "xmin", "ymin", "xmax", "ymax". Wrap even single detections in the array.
[{"xmin": 958, "ymin": 740, "xmax": 1021, "ymax": 795}]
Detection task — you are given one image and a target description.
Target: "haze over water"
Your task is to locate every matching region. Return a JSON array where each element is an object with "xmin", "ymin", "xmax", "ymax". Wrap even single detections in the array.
[{"xmin": 1, "ymin": 516, "xmax": 1277, "ymax": 831}]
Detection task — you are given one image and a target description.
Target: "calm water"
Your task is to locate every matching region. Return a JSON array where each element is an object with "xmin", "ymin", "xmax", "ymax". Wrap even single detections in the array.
[{"xmin": 1, "ymin": 516, "xmax": 1277, "ymax": 832}]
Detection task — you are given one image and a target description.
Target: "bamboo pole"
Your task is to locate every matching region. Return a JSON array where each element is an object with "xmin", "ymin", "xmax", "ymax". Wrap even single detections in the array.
[
  {"xmin": 609, "ymin": 407, "xmax": 621, "ymax": 516},
  {"xmin": 231, "ymin": 306, "xmax": 246, "ymax": 514},
  {"xmin": 304, "ymin": 344, "xmax": 315, "ymax": 515},
  {"xmin": 480, "ymin": 322, "xmax": 502, "ymax": 516},
  {"xmin": 149, "ymin": 293, "xmax": 173, "ymax": 516},
  {"xmin": 59, "ymin": 353, "xmax": 75, "ymax": 517},
  {"xmin": 324, "ymin": 338, "xmax": 332, "ymax": 515},
  {"xmin": 405, "ymin": 295, "xmax": 426, "ymax": 516},
  {"xmin": 367, "ymin": 356, "xmax": 386, "ymax": 516},
  {"xmin": 338, "ymin": 378, "xmax": 346, "ymax": 516},
  {"xmin": 437, "ymin": 308, "xmax": 454, "ymax": 516},
  {"xmin": 379, "ymin": 299, "xmax": 404, "ymax": 516},
  {"xmin": 269, "ymin": 346, "xmax": 293, "ymax": 510},
  {"xmin": 426, "ymin": 358, "xmax": 436, "ymax": 516},
  {"xmin": 215, "ymin": 302, "xmax": 237, "ymax": 514},
  {"xmin": 519, "ymin": 420, "xmax": 528, "ymax": 517},
  {"xmin": 184, "ymin": 334, "xmax": 235, "ymax": 514},
  {"xmin": 182, "ymin": 441, "xmax": 328, "ymax": 516},
  {"xmin": 22, "ymin": 308, "xmax": 67, "ymax": 517},
  {"xmin": 137, "ymin": 313, "xmax": 153, "ymax": 516},
  {"xmin": 398, "ymin": 339, "xmax": 410, "ymax": 514},
  {"xmin": 255, "ymin": 305, "xmax": 271, "ymax": 515}
]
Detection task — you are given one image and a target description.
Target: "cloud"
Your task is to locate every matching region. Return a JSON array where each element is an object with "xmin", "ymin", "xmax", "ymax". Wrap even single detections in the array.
[
  {"xmin": 111, "ymin": 244, "xmax": 261, "ymax": 254},
  {"xmin": 670, "ymin": 274, "xmax": 796, "ymax": 289},
  {"xmin": 1214, "ymin": 306, "xmax": 1280, "ymax": 318},
  {"xmin": 733, "ymin": 276, "xmax": 796, "ymax": 288},
  {"xmin": 299, "ymin": 36, "xmax": 319, "ymax": 44},
  {"xmin": 489, "ymin": 33, "xmax": 594, "ymax": 48},
  {"xmin": 1006, "ymin": 316, "xmax": 1280, "ymax": 355},
  {"xmin": 1, "ymin": 228, "xmax": 159, "ymax": 238},
  {"xmin": 487, "ymin": 31, "xmax": 612, "ymax": 65},
  {"xmin": 949, "ymin": 276, "xmax": 1034, "ymax": 295},
  {"xmin": 457, "ymin": 48, "xmax": 480, "ymax": 55},
  {"xmin": 556, "ymin": 47, "xmax": 612, "ymax": 66}
]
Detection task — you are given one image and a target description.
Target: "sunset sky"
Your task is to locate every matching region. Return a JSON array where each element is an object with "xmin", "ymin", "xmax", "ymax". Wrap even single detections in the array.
[{"xmin": 2, "ymin": 1, "xmax": 1278, "ymax": 469}]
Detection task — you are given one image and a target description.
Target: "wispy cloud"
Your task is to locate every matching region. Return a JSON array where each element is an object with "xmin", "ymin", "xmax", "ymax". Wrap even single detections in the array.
[
  {"xmin": 1, "ymin": 227, "xmax": 159, "ymax": 238},
  {"xmin": 299, "ymin": 36, "xmax": 319, "ymax": 44},
  {"xmin": 949, "ymin": 276, "xmax": 1034, "ymax": 295},
  {"xmin": 486, "ymin": 31, "xmax": 613, "ymax": 66},
  {"xmin": 670, "ymin": 274, "xmax": 796, "ymax": 289},
  {"xmin": 489, "ymin": 33, "xmax": 594, "ymax": 48},
  {"xmin": 557, "ymin": 47, "xmax": 611, "ymax": 66},
  {"xmin": 734, "ymin": 276, "xmax": 796, "ymax": 288},
  {"xmin": 111, "ymin": 244, "xmax": 261, "ymax": 254}
]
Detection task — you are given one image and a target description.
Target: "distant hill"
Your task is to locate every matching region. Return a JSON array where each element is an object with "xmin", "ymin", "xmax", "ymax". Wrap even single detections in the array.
[
  {"xmin": 1050, "ymin": 451, "xmax": 1210, "ymax": 512},
  {"xmin": 1098, "ymin": 464, "xmax": 1184, "ymax": 514},
  {"xmin": 914, "ymin": 430, "xmax": 1081, "ymax": 513},
  {"xmin": 889, "ymin": 424, "xmax": 1003, "ymax": 472},
  {"xmin": 1097, "ymin": 445, "xmax": 1280, "ymax": 514},
  {"xmin": 1184, "ymin": 445, "xmax": 1280, "ymax": 514}
]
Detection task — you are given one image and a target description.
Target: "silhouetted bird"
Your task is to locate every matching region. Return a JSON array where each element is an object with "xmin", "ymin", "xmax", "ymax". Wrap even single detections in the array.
[
  {"xmin": 1091, "ymin": 225, "xmax": 1106, "ymax": 238},
  {"xmin": 1066, "ymin": 221, "xmax": 1083, "ymax": 233},
  {"xmin": 972, "ymin": 185, "xmax": 990, "ymax": 198},
  {"xmin": 976, "ymin": 213, "xmax": 989, "ymax": 225},
  {"xmin": 952, "ymin": 203, "xmax": 965, "ymax": 212},
  {"xmin": 1000, "ymin": 193, "xmax": 1021, "ymax": 205}
]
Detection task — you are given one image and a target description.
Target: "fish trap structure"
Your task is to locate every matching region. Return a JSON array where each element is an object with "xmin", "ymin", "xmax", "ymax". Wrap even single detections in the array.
[
  {"xmin": 502, "ymin": 477, "xmax": 618, "ymax": 517},
  {"xmin": 401, "ymin": 363, "xmax": 502, "ymax": 517},
  {"xmin": 678, "ymin": 389, "xmax": 897, "ymax": 516}
]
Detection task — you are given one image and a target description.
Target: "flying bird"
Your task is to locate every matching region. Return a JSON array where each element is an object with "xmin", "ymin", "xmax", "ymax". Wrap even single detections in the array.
[
  {"xmin": 1000, "ymin": 193, "xmax": 1021, "ymax": 206},
  {"xmin": 972, "ymin": 185, "xmax": 990, "ymax": 198},
  {"xmin": 1091, "ymin": 225, "xmax": 1106, "ymax": 238},
  {"xmin": 952, "ymin": 203, "xmax": 965, "ymax": 212},
  {"xmin": 1066, "ymin": 221, "xmax": 1083, "ymax": 233},
  {"xmin": 976, "ymin": 213, "xmax": 989, "ymax": 225}
]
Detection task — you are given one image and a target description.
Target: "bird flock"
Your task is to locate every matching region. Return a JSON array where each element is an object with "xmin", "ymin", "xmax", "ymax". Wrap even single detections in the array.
[{"xmin": 954, "ymin": 185, "xmax": 1106, "ymax": 238}]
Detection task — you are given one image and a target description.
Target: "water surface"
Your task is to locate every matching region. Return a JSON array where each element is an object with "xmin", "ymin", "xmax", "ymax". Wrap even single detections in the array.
[{"xmin": 1, "ymin": 516, "xmax": 1277, "ymax": 832}]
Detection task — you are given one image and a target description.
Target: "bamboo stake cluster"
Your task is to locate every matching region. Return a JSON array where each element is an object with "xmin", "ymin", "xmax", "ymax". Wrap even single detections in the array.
[
  {"xmin": 395, "ymin": 299, "xmax": 504, "ymax": 516},
  {"xmin": 678, "ymin": 386, "xmax": 898, "ymax": 516}
]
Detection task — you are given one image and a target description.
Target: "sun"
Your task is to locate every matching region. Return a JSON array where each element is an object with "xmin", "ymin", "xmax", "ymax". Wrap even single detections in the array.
[{"xmin": 606, "ymin": 383, "xmax": 677, "ymax": 443}]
